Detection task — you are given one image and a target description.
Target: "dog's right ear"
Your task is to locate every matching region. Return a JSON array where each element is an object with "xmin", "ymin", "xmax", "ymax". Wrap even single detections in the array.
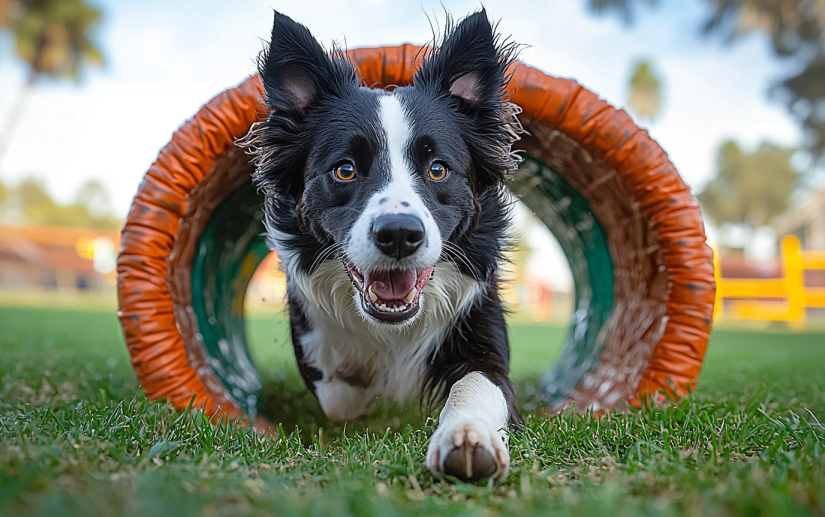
[{"xmin": 259, "ymin": 12, "xmax": 357, "ymax": 113}]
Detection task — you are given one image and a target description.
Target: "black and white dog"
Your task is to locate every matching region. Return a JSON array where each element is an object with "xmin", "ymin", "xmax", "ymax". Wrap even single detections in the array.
[{"xmin": 246, "ymin": 10, "xmax": 524, "ymax": 482}]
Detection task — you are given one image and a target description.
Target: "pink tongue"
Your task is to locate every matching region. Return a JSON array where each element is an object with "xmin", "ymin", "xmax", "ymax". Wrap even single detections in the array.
[{"xmin": 367, "ymin": 269, "xmax": 417, "ymax": 300}]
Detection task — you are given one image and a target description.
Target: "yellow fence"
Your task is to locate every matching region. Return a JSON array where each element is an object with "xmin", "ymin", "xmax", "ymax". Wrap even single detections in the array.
[{"xmin": 715, "ymin": 236, "xmax": 825, "ymax": 326}]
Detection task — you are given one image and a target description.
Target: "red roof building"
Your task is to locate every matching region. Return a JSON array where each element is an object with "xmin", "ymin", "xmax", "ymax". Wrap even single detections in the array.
[{"xmin": 0, "ymin": 224, "xmax": 119, "ymax": 292}]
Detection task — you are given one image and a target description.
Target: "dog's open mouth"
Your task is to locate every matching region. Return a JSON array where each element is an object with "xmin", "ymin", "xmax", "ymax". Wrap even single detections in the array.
[{"xmin": 344, "ymin": 261, "xmax": 435, "ymax": 323}]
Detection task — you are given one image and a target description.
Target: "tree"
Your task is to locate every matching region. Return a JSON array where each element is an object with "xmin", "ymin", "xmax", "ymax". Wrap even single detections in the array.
[
  {"xmin": 627, "ymin": 59, "xmax": 662, "ymax": 121},
  {"xmin": 0, "ymin": 0, "xmax": 105, "ymax": 167},
  {"xmin": 587, "ymin": 0, "xmax": 659, "ymax": 24},
  {"xmin": 588, "ymin": 0, "xmax": 825, "ymax": 161},
  {"xmin": 702, "ymin": 0, "xmax": 825, "ymax": 162},
  {"xmin": 696, "ymin": 141, "xmax": 801, "ymax": 228},
  {"xmin": 2, "ymin": 176, "xmax": 120, "ymax": 229},
  {"xmin": 74, "ymin": 178, "xmax": 113, "ymax": 217},
  {"xmin": 14, "ymin": 176, "xmax": 61, "ymax": 224}
]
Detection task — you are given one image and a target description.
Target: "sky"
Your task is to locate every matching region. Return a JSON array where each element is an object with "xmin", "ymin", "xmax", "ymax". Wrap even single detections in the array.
[
  {"xmin": 0, "ymin": 0, "xmax": 804, "ymax": 290},
  {"xmin": 0, "ymin": 0, "xmax": 802, "ymax": 215}
]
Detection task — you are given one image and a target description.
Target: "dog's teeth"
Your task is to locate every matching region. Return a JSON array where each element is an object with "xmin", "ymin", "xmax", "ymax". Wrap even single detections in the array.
[
  {"xmin": 368, "ymin": 285, "xmax": 378, "ymax": 303},
  {"xmin": 403, "ymin": 287, "xmax": 417, "ymax": 305}
]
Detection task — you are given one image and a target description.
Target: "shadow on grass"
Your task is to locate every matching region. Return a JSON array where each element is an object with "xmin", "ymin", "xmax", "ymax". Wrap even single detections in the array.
[
  {"xmin": 254, "ymin": 374, "xmax": 552, "ymax": 445},
  {"xmin": 255, "ymin": 375, "xmax": 431, "ymax": 443}
]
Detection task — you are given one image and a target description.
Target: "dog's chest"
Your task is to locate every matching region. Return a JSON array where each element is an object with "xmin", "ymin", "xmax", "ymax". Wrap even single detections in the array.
[
  {"xmin": 287, "ymin": 261, "xmax": 483, "ymax": 403},
  {"xmin": 297, "ymin": 309, "xmax": 438, "ymax": 402}
]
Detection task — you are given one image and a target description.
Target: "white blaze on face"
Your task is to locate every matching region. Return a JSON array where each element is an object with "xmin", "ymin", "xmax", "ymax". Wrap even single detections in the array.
[{"xmin": 346, "ymin": 94, "xmax": 442, "ymax": 270}]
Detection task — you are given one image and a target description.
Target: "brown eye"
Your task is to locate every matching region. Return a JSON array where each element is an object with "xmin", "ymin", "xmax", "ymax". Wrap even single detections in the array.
[
  {"xmin": 334, "ymin": 163, "xmax": 356, "ymax": 181},
  {"xmin": 428, "ymin": 162, "xmax": 448, "ymax": 181}
]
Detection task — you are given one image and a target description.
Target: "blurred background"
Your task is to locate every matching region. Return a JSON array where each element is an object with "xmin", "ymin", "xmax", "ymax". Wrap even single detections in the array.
[{"xmin": 1, "ymin": 0, "xmax": 824, "ymax": 328}]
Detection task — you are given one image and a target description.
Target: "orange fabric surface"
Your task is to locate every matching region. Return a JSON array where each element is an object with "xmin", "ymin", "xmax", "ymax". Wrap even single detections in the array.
[
  {"xmin": 117, "ymin": 44, "xmax": 714, "ymax": 421},
  {"xmin": 118, "ymin": 76, "xmax": 266, "ymax": 422}
]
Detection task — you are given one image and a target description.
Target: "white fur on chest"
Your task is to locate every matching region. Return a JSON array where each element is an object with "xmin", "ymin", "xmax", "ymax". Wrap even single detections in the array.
[{"xmin": 287, "ymin": 260, "xmax": 482, "ymax": 420}]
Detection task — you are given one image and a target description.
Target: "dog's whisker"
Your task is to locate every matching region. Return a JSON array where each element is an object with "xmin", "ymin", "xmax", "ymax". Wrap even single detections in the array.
[
  {"xmin": 308, "ymin": 243, "xmax": 346, "ymax": 275},
  {"xmin": 307, "ymin": 247, "xmax": 336, "ymax": 274},
  {"xmin": 441, "ymin": 242, "xmax": 481, "ymax": 283}
]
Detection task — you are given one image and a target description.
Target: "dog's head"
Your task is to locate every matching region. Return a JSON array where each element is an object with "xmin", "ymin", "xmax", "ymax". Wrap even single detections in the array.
[{"xmin": 248, "ymin": 10, "xmax": 521, "ymax": 325}]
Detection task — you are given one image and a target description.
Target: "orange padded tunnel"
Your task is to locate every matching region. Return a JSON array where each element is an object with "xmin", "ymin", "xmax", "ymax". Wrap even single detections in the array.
[{"xmin": 117, "ymin": 45, "xmax": 716, "ymax": 428}]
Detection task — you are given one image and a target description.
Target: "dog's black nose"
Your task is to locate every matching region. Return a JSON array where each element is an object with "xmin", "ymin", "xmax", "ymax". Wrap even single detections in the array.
[{"xmin": 372, "ymin": 214, "xmax": 425, "ymax": 259}]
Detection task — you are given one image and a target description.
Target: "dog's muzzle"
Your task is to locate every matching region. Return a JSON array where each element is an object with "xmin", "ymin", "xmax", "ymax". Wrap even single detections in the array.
[{"xmin": 344, "ymin": 213, "xmax": 435, "ymax": 324}]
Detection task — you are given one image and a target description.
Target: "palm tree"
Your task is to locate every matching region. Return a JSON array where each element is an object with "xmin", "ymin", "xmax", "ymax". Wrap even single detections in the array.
[
  {"xmin": 0, "ymin": 0, "xmax": 105, "ymax": 167},
  {"xmin": 587, "ymin": 0, "xmax": 660, "ymax": 24},
  {"xmin": 697, "ymin": 141, "xmax": 801, "ymax": 229},
  {"xmin": 627, "ymin": 59, "xmax": 662, "ymax": 121}
]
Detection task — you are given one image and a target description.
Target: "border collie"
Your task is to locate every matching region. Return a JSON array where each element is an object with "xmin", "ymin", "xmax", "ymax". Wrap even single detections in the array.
[{"xmin": 245, "ymin": 9, "xmax": 524, "ymax": 482}]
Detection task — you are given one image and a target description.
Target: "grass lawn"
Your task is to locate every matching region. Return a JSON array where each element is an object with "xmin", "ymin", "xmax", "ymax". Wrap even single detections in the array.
[{"xmin": 1, "ymin": 305, "xmax": 824, "ymax": 516}]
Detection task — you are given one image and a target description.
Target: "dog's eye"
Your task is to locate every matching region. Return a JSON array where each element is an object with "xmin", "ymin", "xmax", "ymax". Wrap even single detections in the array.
[
  {"xmin": 428, "ymin": 162, "xmax": 449, "ymax": 181},
  {"xmin": 334, "ymin": 163, "xmax": 356, "ymax": 181}
]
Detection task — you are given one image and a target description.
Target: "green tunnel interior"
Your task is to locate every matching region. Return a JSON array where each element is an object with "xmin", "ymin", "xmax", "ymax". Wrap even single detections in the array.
[{"xmin": 190, "ymin": 155, "xmax": 614, "ymax": 418}]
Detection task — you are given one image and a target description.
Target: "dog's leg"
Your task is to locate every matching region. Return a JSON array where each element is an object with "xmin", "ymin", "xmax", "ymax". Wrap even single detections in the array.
[
  {"xmin": 423, "ymin": 280, "xmax": 520, "ymax": 482},
  {"xmin": 426, "ymin": 371, "xmax": 511, "ymax": 481}
]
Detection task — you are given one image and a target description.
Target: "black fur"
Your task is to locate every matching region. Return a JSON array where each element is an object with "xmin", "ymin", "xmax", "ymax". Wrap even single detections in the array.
[
  {"xmin": 424, "ymin": 279, "xmax": 523, "ymax": 426},
  {"xmin": 247, "ymin": 10, "xmax": 523, "ymax": 428},
  {"xmin": 288, "ymin": 296, "xmax": 323, "ymax": 396}
]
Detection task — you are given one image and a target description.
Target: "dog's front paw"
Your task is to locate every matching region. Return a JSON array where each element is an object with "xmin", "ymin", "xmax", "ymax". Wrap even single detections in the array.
[{"xmin": 426, "ymin": 419, "xmax": 509, "ymax": 482}]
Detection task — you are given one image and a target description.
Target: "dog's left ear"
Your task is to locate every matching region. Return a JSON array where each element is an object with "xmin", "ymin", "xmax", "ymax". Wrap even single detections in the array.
[
  {"xmin": 414, "ymin": 10, "xmax": 521, "ymax": 192},
  {"xmin": 414, "ymin": 10, "xmax": 511, "ymax": 108}
]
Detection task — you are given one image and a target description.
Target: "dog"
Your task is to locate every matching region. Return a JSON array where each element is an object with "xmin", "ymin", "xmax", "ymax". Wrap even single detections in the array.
[{"xmin": 244, "ymin": 9, "xmax": 524, "ymax": 482}]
